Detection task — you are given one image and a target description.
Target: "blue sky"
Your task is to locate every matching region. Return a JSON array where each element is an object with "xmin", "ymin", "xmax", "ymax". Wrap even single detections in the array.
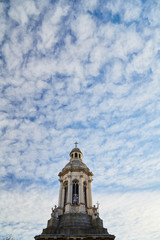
[{"xmin": 0, "ymin": 0, "xmax": 160, "ymax": 239}]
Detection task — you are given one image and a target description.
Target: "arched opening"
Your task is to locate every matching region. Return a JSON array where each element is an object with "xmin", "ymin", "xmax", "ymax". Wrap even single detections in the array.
[
  {"xmin": 83, "ymin": 182, "xmax": 87, "ymax": 206},
  {"xmin": 75, "ymin": 153, "xmax": 77, "ymax": 158},
  {"xmin": 64, "ymin": 182, "xmax": 68, "ymax": 207},
  {"xmin": 72, "ymin": 180, "xmax": 79, "ymax": 205}
]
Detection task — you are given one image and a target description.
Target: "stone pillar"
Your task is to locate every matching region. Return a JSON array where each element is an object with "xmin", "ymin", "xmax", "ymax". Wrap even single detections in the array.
[
  {"xmin": 88, "ymin": 179, "xmax": 92, "ymax": 207},
  {"xmin": 79, "ymin": 174, "xmax": 85, "ymax": 213},
  {"xmin": 79, "ymin": 175, "xmax": 84, "ymax": 204},
  {"xmin": 67, "ymin": 175, "xmax": 72, "ymax": 204},
  {"xmin": 86, "ymin": 182, "xmax": 89, "ymax": 208},
  {"xmin": 61, "ymin": 185, "xmax": 65, "ymax": 208},
  {"xmin": 65, "ymin": 175, "xmax": 72, "ymax": 213},
  {"xmin": 58, "ymin": 180, "xmax": 63, "ymax": 208}
]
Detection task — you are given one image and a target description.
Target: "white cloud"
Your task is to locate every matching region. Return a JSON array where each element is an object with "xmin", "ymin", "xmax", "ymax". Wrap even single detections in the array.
[
  {"xmin": 123, "ymin": 1, "xmax": 142, "ymax": 22},
  {"xmin": 37, "ymin": 2, "xmax": 69, "ymax": 52},
  {"xmin": 9, "ymin": 0, "xmax": 39, "ymax": 25},
  {"xmin": 143, "ymin": 1, "xmax": 160, "ymax": 27},
  {"xmin": 0, "ymin": 3, "xmax": 7, "ymax": 42},
  {"xmin": 110, "ymin": 59, "xmax": 123, "ymax": 83},
  {"xmin": 0, "ymin": 187, "xmax": 58, "ymax": 240},
  {"xmin": 126, "ymin": 40, "xmax": 155, "ymax": 75},
  {"xmin": 71, "ymin": 14, "xmax": 96, "ymax": 42},
  {"xmin": 93, "ymin": 191, "xmax": 160, "ymax": 240},
  {"xmin": 81, "ymin": 0, "xmax": 98, "ymax": 12},
  {"xmin": 111, "ymin": 25, "xmax": 143, "ymax": 61}
]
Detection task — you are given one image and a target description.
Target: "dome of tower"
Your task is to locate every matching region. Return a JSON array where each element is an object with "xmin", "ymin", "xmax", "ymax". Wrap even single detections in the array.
[
  {"xmin": 70, "ymin": 147, "xmax": 83, "ymax": 156},
  {"xmin": 62, "ymin": 159, "xmax": 88, "ymax": 171},
  {"xmin": 59, "ymin": 159, "xmax": 93, "ymax": 177}
]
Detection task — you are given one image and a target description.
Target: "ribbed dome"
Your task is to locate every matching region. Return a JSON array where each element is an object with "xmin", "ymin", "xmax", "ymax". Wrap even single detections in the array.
[{"xmin": 62, "ymin": 160, "xmax": 88, "ymax": 171}]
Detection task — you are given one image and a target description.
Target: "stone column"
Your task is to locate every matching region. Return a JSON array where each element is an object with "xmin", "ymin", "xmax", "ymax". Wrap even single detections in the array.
[
  {"xmin": 79, "ymin": 174, "xmax": 85, "ymax": 213},
  {"xmin": 86, "ymin": 183, "xmax": 89, "ymax": 208},
  {"xmin": 62, "ymin": 185, "xmax": 65, "ymax": 207},
  {"xmin": 88, "ymin": 179, "xmax": 92, "ymax": 208},
  {"xmin": 58, "ymin": 180, "xmax": 63, "ymax": 208},
  {"xmin": 79, "ymin": 175, "xmax": 84, "ymax": 204},
  {"xmin": 65, "ymin": 174, "xmax": 72, "ymax": 213},
  {"xmin": 67, "ymin": 175, "xmax": 72, "ymax": 204}
]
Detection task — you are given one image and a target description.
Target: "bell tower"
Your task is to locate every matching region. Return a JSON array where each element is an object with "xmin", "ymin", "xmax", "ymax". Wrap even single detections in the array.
[
  {"xmin": 34, "ymin": 144, "xmax": 115, "ymax": 240},
  {"xmin": 58, "ymin": 143, "xmax": 93, "ymax": 216}
]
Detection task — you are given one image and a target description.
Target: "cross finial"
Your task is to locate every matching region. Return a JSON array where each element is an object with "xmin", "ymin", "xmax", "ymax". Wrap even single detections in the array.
[{"xmin": 74, "ymin": 142, "xmax": 78, "ymax": 148}]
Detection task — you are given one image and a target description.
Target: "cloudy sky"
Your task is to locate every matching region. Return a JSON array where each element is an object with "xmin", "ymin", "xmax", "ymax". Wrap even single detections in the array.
[{"xmin": 0, "ymin": 0, "xmax": 160, "ymax": 240}]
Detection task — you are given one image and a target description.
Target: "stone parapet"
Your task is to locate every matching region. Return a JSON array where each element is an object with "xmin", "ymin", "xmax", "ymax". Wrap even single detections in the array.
[{"xmin": 35, "ymin": 234, "xmax": 115, "ymax": 240}]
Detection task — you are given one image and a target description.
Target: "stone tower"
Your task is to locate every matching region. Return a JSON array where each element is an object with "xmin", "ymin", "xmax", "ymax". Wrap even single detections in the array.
[{"xmin": 35, "ymin": 144, "xmax": 115, "ymax": 240}]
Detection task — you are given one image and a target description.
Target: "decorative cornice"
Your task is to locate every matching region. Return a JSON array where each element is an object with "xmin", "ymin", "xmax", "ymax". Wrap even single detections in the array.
[{"xmin": 58, "ymin": 168, "xmax": 93, "ymax": 178}]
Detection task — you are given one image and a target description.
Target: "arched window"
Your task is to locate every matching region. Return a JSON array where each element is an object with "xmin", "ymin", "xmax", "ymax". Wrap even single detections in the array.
[
  {"xmin": 83, "ymin": 182, "xmax": 87, "ymax": 206},
  {"xmin": 64, "ymin": 183, "xmax": 68, "ymax": 207},
  {"xmin": 72, "ymin": 181, "xmax": 79, "ymax": 205},
  {"xmin": 75, "ymin": 153, "xmax": 77, "ymax": 158}
]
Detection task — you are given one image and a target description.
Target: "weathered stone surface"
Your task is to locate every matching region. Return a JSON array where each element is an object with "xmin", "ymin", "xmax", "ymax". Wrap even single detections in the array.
[{"xmin": 42, "ymin": 213, "xmax": 109, "ymax": 235}]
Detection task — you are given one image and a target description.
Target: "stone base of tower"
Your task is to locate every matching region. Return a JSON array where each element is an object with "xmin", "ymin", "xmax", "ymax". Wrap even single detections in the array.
[{"xmin": 34, "ymin": 213, "xmax": 115, "ymax": 240}]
